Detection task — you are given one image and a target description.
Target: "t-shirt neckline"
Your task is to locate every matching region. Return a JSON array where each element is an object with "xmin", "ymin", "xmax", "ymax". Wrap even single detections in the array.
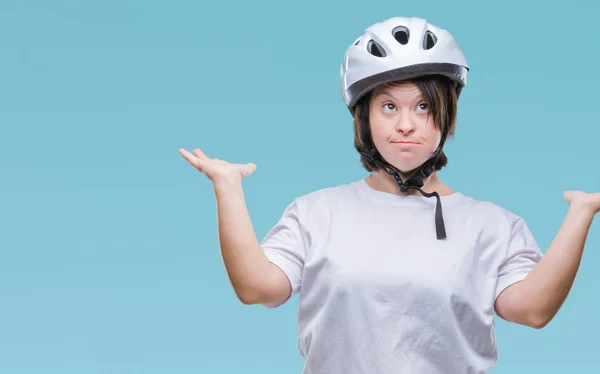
[{"xmin": 353, "ymin": 178, "xmax": 467, "ymax": 207}]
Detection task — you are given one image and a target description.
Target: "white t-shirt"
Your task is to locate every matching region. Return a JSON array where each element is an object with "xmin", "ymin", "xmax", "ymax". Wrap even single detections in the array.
[{"xmin": 260, "ymin": 178, "xmax": 543, "ymax": 374}]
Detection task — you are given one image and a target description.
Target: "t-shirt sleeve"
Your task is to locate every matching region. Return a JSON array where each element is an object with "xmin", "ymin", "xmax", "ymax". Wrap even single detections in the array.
[
  {"xmin": 260, "ymin": 200, "xmax": 306, "ymax": 308},
  {"xmin": 495, "ymin": 217, "xmax": 544, "ymax": 300}
]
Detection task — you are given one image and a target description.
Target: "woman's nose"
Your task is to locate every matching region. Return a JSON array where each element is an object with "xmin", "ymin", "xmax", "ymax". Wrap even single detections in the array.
[{"xmin": 394, "ymin": 113, "xmax": 416, "ymax": 134}]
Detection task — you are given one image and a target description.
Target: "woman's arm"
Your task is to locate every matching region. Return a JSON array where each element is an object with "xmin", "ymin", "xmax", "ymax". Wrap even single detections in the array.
[
  {"xmin": 214, "ymin": 178, "xmax": 292, "ymax": 305},
  {"xmin": 179, "ymin": 148, "xmax": 291, "ymax": 305},
  {"xmin": 495, "ymin": 190, "xmax": 599, "ymax": 328}
]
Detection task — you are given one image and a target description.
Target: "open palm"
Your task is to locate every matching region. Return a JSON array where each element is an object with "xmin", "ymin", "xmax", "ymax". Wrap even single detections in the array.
[
  {"xmin": 564, "ymin": 190, "xmax": 600, "ymax": 214},
  {"xmin": 179, "ymin": 148, "xmax": 256, "ymax": 184}
]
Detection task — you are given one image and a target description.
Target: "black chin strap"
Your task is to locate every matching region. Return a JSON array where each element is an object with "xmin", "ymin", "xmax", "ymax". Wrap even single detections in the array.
[{"xmin": 364, "ymin": 150, "xmax": 447, "ymax": 240}]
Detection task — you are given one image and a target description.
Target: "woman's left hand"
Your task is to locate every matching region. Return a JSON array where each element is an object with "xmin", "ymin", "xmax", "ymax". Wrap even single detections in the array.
[{"xmin": 564, "ymin": 190, "xmax": 600, "ymax": 214}]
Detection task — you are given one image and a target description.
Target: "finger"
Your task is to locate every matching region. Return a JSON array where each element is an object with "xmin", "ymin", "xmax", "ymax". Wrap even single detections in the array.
[
  {"xmin": 240, "ymin": 162, "xmax": 257, "ymax": 177},
  {"xmin": 179, "ymin": 148, "xmax": 194, "ymax": 160},
  {"xmin": 179, "ymin": 148, "xmax": 203, "ymax": 168},
  {"xmin": 193, "ymin": 148, "xmax": 209, "ymax": 160},
  {"xmin": 563, "ymin": 190, "xmax": 573, "ymax": 203}
]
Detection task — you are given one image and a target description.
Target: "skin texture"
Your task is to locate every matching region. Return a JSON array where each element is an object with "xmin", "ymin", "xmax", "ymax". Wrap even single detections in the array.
[{"xmin": 369, "ymin": 82, "xmax": 441, "ymax": 176}]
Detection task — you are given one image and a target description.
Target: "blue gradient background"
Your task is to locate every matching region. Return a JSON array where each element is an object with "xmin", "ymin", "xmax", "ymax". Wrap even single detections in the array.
[{"xmin": 1, "ymin": 1, "xmax": 599, "ymax": 373}]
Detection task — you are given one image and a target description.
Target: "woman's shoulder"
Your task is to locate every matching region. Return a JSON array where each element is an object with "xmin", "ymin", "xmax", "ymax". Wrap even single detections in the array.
[
  {"xmin": 293, "ymin": 178, "xmax": 366, "ymax": 203},
  {"xmin": 454, "ymin": 192, "xmax": 527, "ymax": 229}
]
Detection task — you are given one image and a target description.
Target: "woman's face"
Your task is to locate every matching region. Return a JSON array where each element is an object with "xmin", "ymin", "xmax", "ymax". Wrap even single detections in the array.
[{"xmin": 368, "ymin": 81, "xmax": 441, "ymax": 174}]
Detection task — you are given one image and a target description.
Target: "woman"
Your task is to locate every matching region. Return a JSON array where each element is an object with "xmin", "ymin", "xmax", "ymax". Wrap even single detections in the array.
[{"xmin": 179, "ymin": 17, "xmax": 599, "ymax": 374}]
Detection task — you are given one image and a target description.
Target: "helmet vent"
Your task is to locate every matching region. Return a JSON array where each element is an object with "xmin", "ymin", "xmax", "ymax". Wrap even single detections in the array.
[
  {"xmin": 423, "ymin": 30, "xmax": 437, "ymax": 50},
  {"xmin": 392, "ymin": 26, "xmax": 410, "ymax": 45},
  {"xmin": 367, "ymin": 40, "xmax": 386, "ymax": 57}
]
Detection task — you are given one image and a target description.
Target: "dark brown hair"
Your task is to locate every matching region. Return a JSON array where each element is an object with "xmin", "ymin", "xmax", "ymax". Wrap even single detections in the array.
[{"xmin": 353, "ymin": 74, "xmax": 460, "ymax": 172}]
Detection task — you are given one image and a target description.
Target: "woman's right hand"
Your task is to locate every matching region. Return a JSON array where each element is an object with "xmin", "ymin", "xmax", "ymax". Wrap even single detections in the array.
[{"xmin": 179, "ymin": 148, "xmax": 257, "ymax": 185}]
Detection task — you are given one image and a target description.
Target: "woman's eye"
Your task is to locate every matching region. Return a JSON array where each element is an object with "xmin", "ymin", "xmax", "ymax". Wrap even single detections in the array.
[
  {"xmin": 416, "ymin": 103, "xmax": 429, "ymax": 112},
  {"xmin": 383, "ymin": 103, "xmax": 396, "ymax": 112}
]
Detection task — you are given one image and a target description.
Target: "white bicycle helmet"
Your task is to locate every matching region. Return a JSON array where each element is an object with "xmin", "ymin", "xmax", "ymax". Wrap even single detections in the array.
[{"xmin": 340, "ymin": 17, "xmax": 469, "ymax": 111}]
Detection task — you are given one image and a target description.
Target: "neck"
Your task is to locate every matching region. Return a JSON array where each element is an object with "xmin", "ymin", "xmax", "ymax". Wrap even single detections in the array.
[{"xmin": 366, "ymin": 169, "xmax": 454, "ymax": 197}]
